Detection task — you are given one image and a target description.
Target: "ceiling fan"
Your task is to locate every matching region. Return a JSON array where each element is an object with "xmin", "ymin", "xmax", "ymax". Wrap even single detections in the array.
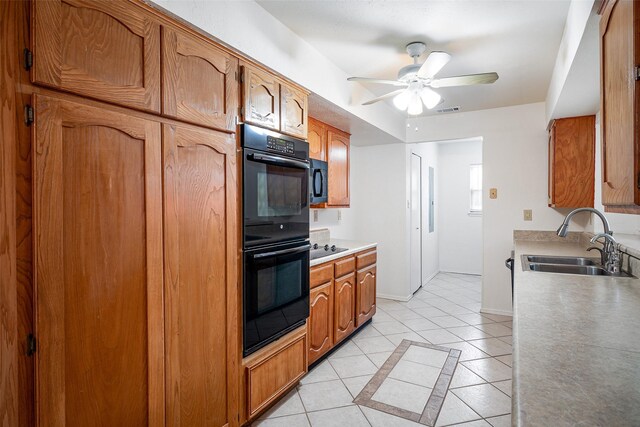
[{"xmin": 347, "ymin": 42, "xmax": 499, "ymax": 115}]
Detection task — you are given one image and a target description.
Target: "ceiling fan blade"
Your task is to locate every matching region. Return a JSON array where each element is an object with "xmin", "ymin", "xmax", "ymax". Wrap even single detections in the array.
[
  {"xmin": 417, "ymin": 51, "xmax": 451, "ymax": 79},
  {"xmin": 430, "ymin": 72, "xmax": 499, "ymax": 88},
  {"xmin": 362, "ymin": 89, "xmax": 406, "ymax": 106},
  {"xmin": 347, "ymin": 77, "xmax": 409, "ymax": 87}
]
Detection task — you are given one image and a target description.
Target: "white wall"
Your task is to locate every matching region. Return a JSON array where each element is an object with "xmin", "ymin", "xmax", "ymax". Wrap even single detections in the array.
[
  {"xmin": 407, "ymin": 102, "xmax": 590, "ymax": 315},
  {"xmin": 437, "ymin": 140, "xmax": 483, "ymax": 275}
]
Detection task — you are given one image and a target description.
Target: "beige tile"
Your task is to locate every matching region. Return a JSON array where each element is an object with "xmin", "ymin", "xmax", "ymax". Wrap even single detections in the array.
[
  {"xmin": 329, "ymin": 340, "xmax": 364, "ymax": 360},
  {"xmin": 360, "ymin": 406, "xmax": 423, "ymax": 427},
  {"xmin": 450, "ymin": 420, "xmax": 492, "ymax": 427},
  {"xmin": 495, "ymin": 355, "xmax": 512, "ymax": 367},
  {"xmin": 462, "ymin": 358, "xmax": 512, "ymax": 382},
  {"xmin": 387, "ymin": 309, "xmax": 424, "ymax": 321},
  {"xmin": 498, "ymin": 321, "xmax": 513, "ymax": 329},
  {"xmin": 377, "ymin": 299, "xmax": 409, "ymax": 311},
  {"xmin": 401, "ymin": 298, "xmax": 432, "ymax": 309},
  {"xmin": 481, "ymin": 313, "xmax": 512, "ymax": 322},
  {"xmin": 307, "ymin": 405, "xmax": 369, "ymax": 427},
  {"xmin": 372, "ymin": 377, "xmax": 431, "ymax": 413},
  {"xmin": 497, "ymin": 335, "xmax": 512, "ymax": 345},
  {"xmin": 401, "ymin": 317, "xmax": 441, "ymax": 332},
  {"xmin": 418, "ymin": 329, "xmax": 465, "ymax": 345},
  {"xmin": 491, "ymin": 380, "xmax": 512, "ymax": 397},
  {"xmin": 353, "ymin": 324, "xmax": 383, "ymax": 340},
  {"xmin": 446, "ymin": 326, "xmax": 491, "ymax": 341},
  {"xmin": 438, "ymin": 304, "xmax": 474, "ymax": 316},
  {"xmin": 452, "ymin": 384, "xmax": 512, "ymax": 418},
  {"xmin": 474, "ymin": 323, "xmax": 512, "ymax": 337},
  {"xmin": 301, "ymin": 360, "xmax": 339, "ymax": 384},
  {"xmin": 329, "ymin": 354, "xmax": 378, "ymax": 379},
  {"xmin": 343, "ymin": 374, "xmax": 374, "ymax": 398},
  {"xmin": 388, "ymin": 359, "xmax": 442, "ymax": 388},
  {"xmin": 434, "ymin": 392, "xmax": 482, "ymax": 426},
  {"xmin": 430, "ymin": 315, "xmax": 469, "ymax": 328},
  {"xmin": 373, "ymin": 321, "xmax": 412, "ymax": 335},
  {"xmin": 401, "ymin": 345, "xmax": 449, "ymax": 368},
  {"xmin": 297, "ymin": 380, "xmax": 354, "ymax": 412},
  {"xmin": 353, "ymin": 336, "xmax": 397, "ymax": 354},
  {"xmin": 454, "ymin": 314, "xmax": 496, "ymax": 325},
  {"xmin": 413, "ymin": 306, "xmax": 448, "ymax": 318},
  {"xmin": 371, "ymin": 311, "xmax": 394, "ymax": 323},
  {"xmin": 467, "ymin": 338, "xmax": 512, "ymax": 357},
  {"xmin": 252, "ymin": 414, "xmax": 310, "ymax": 427},
  {"xmin": 486, "ymin": 414, "xmax": 512, "ymax": 427},
  {"xmin": 385, "ymin": 332, "xmax": 429, "ymax": 346},
  {"xmin": 367, "ymin": 351, "xmax": 393, "ymax": 368},
  {"xmin": 258, "ymin": 389, "xmax": 306, "ymax": 419},
  {"xmin": 445, "ymin": 342, "xmax": 491, "ymax": 362},
  {"xmin": 450, "ymin": 364, "xmax": 486, "ymax": 389}
]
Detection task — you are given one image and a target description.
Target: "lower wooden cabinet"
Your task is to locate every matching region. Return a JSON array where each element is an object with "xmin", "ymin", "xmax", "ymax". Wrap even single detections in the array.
[
  {"xmin": 334, "ymin": 272, "xmax": 356, "ymax": 345},
  {"xmin": 308, "ymin": 281, "xmax": 334, "ymax": 364},
  {"xmin": 356, "ymin": 266, "xmax": 377, "ymax": 327}
]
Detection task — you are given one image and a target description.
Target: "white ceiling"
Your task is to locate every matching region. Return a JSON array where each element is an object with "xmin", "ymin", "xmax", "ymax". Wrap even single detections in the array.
[{"xmin": 257, "ymin": 0, "xmax": 572, "ymax": 117}]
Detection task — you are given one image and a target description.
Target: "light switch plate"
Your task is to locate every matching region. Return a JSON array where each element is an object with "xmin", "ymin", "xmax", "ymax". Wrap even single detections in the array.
[
  {"xmin": 313, "ymin": 210, "xmax": 318, "ymax": 222},
  {"xmin": 524, "ymin": 209, "xmax": 532, "ymax": 221},
  {"xmin": 489, "ymin": 188, "xmax": 497, "ymax": 199}
]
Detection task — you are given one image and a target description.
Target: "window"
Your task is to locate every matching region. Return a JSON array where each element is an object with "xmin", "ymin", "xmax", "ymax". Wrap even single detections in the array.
[{"xmin": 469, "ymin": 164, "xmax": 482, "ymax": 214}]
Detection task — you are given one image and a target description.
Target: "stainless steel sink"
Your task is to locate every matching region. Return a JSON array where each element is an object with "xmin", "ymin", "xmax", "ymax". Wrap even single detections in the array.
[
  {"xmin": 521, "ymin": 254, "xmax": 635, "ymax": 278},
  {"xmin": 525, "ymin": 255, "xmax": 598, "ymax": 266}
]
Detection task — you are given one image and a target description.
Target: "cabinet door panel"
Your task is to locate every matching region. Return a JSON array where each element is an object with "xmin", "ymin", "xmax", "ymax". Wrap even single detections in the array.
[
  {"xmin": 162, "ymin": 27, "xmax": 238, "ymax": 131},
  {"xmin": 280, "ymin": 84, "xmax": 308, "ymax": 138},
  {"xmin": 32, "ymin": 0, "xmax": 161, "ymax": 112},
  {"xmin": 163, "ymin": 124, "xmax": 238, "ymax": 426},
  {"xmin": 308, "ymin": 281, "xmax": 333, "ymax": 364},
  {"xmin": 242, "ymin": 66, "xmax": 280, "ymax": 131},
  {"xmin": 33, "ymin": 95, "xmax": 164, "ymax": 426},
  {"xmin": 327, "ymin": 130, "xmax": 350, "ymax": 207},
  {"xmin": 308, "ymin": 118, "xmax": 327, "ymax": 161},
  {"xmin": 356, "ymin": 266, "xmax": 376, "ymax": 327},
  {"xmin": 334, "ymin": 272, "xmax": 355, "ymax": 345}
]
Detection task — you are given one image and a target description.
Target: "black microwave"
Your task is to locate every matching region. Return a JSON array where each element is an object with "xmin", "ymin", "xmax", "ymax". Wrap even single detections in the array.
[{"xmin": 310, "ymin": 159, "xmax": 328, "ymax": 204}]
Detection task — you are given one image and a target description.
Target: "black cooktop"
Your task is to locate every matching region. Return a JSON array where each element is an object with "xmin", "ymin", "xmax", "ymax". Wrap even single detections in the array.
[{"xmin": 309, "ymin": 243, "xmax": 348, "ymax": 261}]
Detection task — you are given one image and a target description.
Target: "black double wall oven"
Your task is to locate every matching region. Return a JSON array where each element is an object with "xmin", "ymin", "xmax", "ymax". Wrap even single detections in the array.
[{"xmin": 242, "ymin": 124, "xmax": 310, "ymax": 357}]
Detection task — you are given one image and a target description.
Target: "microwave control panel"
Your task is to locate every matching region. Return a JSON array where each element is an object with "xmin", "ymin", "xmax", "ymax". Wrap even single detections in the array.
[{"xmin": 267, "ymin": 136, "xmax": 295, "ymax": 155}]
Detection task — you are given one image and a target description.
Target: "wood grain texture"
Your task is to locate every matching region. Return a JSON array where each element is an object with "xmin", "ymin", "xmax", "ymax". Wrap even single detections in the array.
[
  {"xmin": 548, "ymin": 116, "xmax": 595, "ymax": 208},
  {"xmin": 0, "ymin": 1, "xmax": 19, "ymax": 424},
  {"xmin": 163, "ymin": 123, "xmax": 238, "ymax": 427},
  {"xmin": 327, "ymin": 128, "xmax": 350, "ymax": 207},
  {"xmin": 33, "ymin": 95, "xmax": 164, "ymax": 426},
  {"xmin": 334, "ymin": 256, "xmax": 355, "ymax": 279},
  {"xmin": 310, "ymin": 262, "xmax": 333, "ymax": 289},
  {"xmin": 32, "ymin": 0, "xmax": 161, "ymax": 112},
  {"xmin": 162, "ymin": 25, "xmax": 238, "ymax": 132},
  {"xmin": 308, "ymin": 118, "xmax": 327, "ymax": 161},
  {"xmin": 356, "ymin": 265, "xmax": 376, "ymax": 328},
  {"xmin": 308, "ymin": 281, "xmax": 334, "ymax": 364},
  {"xmin": 333, "ymin": 272, "xmax": 355, "ymax": 346},
  {"xmin": 279, "ymin": 84, "xmax": 308, "ymax": 139},
  {"xmin": 244, "ymin": 326, "xmax": 307, "ymax": 419},
  {"xmin": 600, "ymin": 0, "xmax": 639, "ymax": 207},
  {"xmin": 242, "ymin": 65, "xmax": 280, "ymax": 131},
  {"xmin": 356, "ymin": 249, "xmax": 377, "ymax": 270}
]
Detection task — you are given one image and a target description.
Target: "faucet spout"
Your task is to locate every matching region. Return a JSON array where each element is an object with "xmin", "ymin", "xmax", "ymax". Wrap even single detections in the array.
[{"xmin": 556, "ymin": 208, "xmax": 611, "ymax": 237}]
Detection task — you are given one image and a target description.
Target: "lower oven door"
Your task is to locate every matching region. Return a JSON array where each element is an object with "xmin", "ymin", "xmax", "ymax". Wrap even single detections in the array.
[{"xmin": 243, "ymin": 241, "xmax": 311, "ymax": 356}]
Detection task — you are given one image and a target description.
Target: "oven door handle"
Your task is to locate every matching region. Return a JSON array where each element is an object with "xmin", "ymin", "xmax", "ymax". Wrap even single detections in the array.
[
  {"xmin": 248, "ymin": 152, "xmax": 310, "ymax": 170},
  {"xmin": 253, "ymin": 244, "xmax": 311, "ymax": 259}
]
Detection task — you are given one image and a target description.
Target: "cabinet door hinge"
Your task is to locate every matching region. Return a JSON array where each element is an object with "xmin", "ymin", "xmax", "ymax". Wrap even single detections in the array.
[
  {"xmin": 27, "ymin": 334, "xmax": 36, "ymax": 356},
  {"xmin": 23, "ymin": 48, "xmax": 32, "ymax": 71},
  {"xmin": 24, "ymin": 105, "xmax": 34, "ymax": 126},
  {"xmin": 635, "ymin": 66, "xmax": 640, "ymax": 81}
]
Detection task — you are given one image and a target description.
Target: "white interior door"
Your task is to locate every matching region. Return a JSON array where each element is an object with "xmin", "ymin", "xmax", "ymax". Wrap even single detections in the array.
[{"xmin": 410, "ymin": 153, "xmax": 422, "ymax": 294}]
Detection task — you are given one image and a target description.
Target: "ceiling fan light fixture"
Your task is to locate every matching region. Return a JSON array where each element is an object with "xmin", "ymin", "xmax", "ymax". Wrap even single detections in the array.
[
  {"xmin": 407, "ymin": 93, "xmax": 423, "ymax": 116},
  {"xmin": 420, "ymin": 87, "xmax": 442, "ymax": 109},
  {"xmin": 393, "ymin": 90, "xmax": 411, "ymax": 110}
]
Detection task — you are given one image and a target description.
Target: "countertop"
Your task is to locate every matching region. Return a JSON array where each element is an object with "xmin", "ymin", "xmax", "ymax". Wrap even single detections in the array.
[
  {"xmin": 309, "ymin": 238, "xmax": 377, "ymax": 267},
  {"xmin": 512, "ymin": 238, "xmax": 640, "ymax": 426}
]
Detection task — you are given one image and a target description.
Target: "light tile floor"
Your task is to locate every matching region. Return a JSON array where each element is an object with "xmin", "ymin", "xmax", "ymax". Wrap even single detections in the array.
[{"xmin": 253, "ymin": 273, "xmax": 513, "ymax": 427}]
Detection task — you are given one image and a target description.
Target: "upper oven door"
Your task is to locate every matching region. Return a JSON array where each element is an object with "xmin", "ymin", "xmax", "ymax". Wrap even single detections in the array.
[{"xmin": 244, "ymin": 148, "xmax": 310, "ymax": 248}]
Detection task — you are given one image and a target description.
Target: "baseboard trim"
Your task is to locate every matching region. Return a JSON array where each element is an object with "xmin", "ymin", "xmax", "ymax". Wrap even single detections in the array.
[
  {"xmin": 439, "ymin": 270, "xmax": 482, "ymax": 276},
  {"xmin": 422, "ymin": 271, "xmax": 439, "ymax": 286},
  {"xmin": 376, "ymin": 293, "xmax": 412, "ymax": 302},
  {"xmin": 480, "ymin": 307, "xmax": 513, "ymax": 316}
]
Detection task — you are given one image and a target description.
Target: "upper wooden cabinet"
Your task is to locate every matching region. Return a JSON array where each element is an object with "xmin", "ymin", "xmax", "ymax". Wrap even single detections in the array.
[
  {"xmin": 241, "ymin": 64, "xmax": 309, "ymax": 138},
  {"xmin": 162, "ymin": 26, "xmax": 238, "ymax": 132},
  {"xmin": 548, "ymin": 116, "xmax": 595, "ymax": 208},
  {"xmin": 309, "ymin": 117, "xmax": 351, "ymax": 208},
  {"xmin": 280, "ymin": 84, "xmax": 308, "ymax": 139},
  {"xmin": 32, "ymin": 0, "xmax": 161, "ymax": 112},
  {"xmin": 600, "ymin": 0, "xmax": 640, "ymax": 213}
]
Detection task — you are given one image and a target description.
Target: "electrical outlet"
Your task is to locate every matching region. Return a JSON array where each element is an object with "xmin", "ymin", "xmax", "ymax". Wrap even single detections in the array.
[
  {"xmin": 337, "ymin": 210, "xmax": 342, "ymax": 221},
  {"xmin": 313, "ymin": 210, "xmax": 318, "ymax": 222},
  {"xmin": 524, "ymin": 209, "xmax": 533, "ymax": 221},
  {"xmin": 489, "ymin": 188, "xmax": 498, "ymax": 199}
]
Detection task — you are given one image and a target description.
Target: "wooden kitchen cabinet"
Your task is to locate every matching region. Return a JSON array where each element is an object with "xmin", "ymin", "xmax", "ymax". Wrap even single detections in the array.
[
  {"xmin": 308, "ymin": 118, "xmax": 328, "ymax": 161},
  {"xmin": 242, "ymin": 65, "xmax": 281, "ymax": 132},
  {"xmin": 280, "ymin": 84, "xmax": 308, "ymax": 139},
  {"xmin": 308, "ymin": 280, "xmax": 334, "ymax": 364},
  {"xmin": 162, "ymin": 26, "xmax": 238, "ymax": 132},
  {"xmin": 599, "ymin": 0, "xmax": 640, "ymax": 213},
  {"xmin": 548, "ymin": 116, "xmax": 595, "ymax": 208},
  {"xmin": 33, "ymin": 95, "xmax": 165, "ymax": 425},
  {"xmin": 163, "ymin": 124, "xmax": 238, "ymax": 426},
  {"xmin": 334, "ymin": 272, "xmax": 356, "ymax": 345},
  {"xmin": 32, "ymin": 0, "xmax": 161, "ymax": 112},
  {"xmin": 356, "ymin": 250, "xmax": 377, "ymax": 327}
]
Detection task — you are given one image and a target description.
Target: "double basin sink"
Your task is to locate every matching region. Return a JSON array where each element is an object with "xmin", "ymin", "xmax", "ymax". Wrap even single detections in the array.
[{"xmin": 522, "ymin": 255, "xmax": 635, "ymax": 278}]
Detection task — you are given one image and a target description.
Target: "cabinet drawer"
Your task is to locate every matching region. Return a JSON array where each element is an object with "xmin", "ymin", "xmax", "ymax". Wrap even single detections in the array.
[
  {"xmin": 311, "ymin": 263, "xmax": 333, "ymax": 288},
  {"xmin": 334, "ymin": 256, "xmax": 355, "ymax": 278},
  {"xmin": 246, "ymin": 329, "xmax": 307, "ymax": 418},
  {"xmin": 356, "ymin": 249, "xmax": 377, "ymax": 269}
]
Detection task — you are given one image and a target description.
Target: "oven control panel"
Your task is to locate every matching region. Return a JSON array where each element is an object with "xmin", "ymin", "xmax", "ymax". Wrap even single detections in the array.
[{"xmin": 267, "ymin": 136, "xmax": 295, "ymax": 155}]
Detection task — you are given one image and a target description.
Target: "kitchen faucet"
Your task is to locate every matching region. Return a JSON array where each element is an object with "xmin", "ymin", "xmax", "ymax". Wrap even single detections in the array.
[{"xmin": 556, "ymin": 207, "xmax": 622, "ymax": 274}]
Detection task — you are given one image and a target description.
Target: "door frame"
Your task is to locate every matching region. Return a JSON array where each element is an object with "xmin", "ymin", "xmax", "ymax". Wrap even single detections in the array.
[{"xmin": 410, "ymin": 152, "xmax": 423, "ymax": 295}]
